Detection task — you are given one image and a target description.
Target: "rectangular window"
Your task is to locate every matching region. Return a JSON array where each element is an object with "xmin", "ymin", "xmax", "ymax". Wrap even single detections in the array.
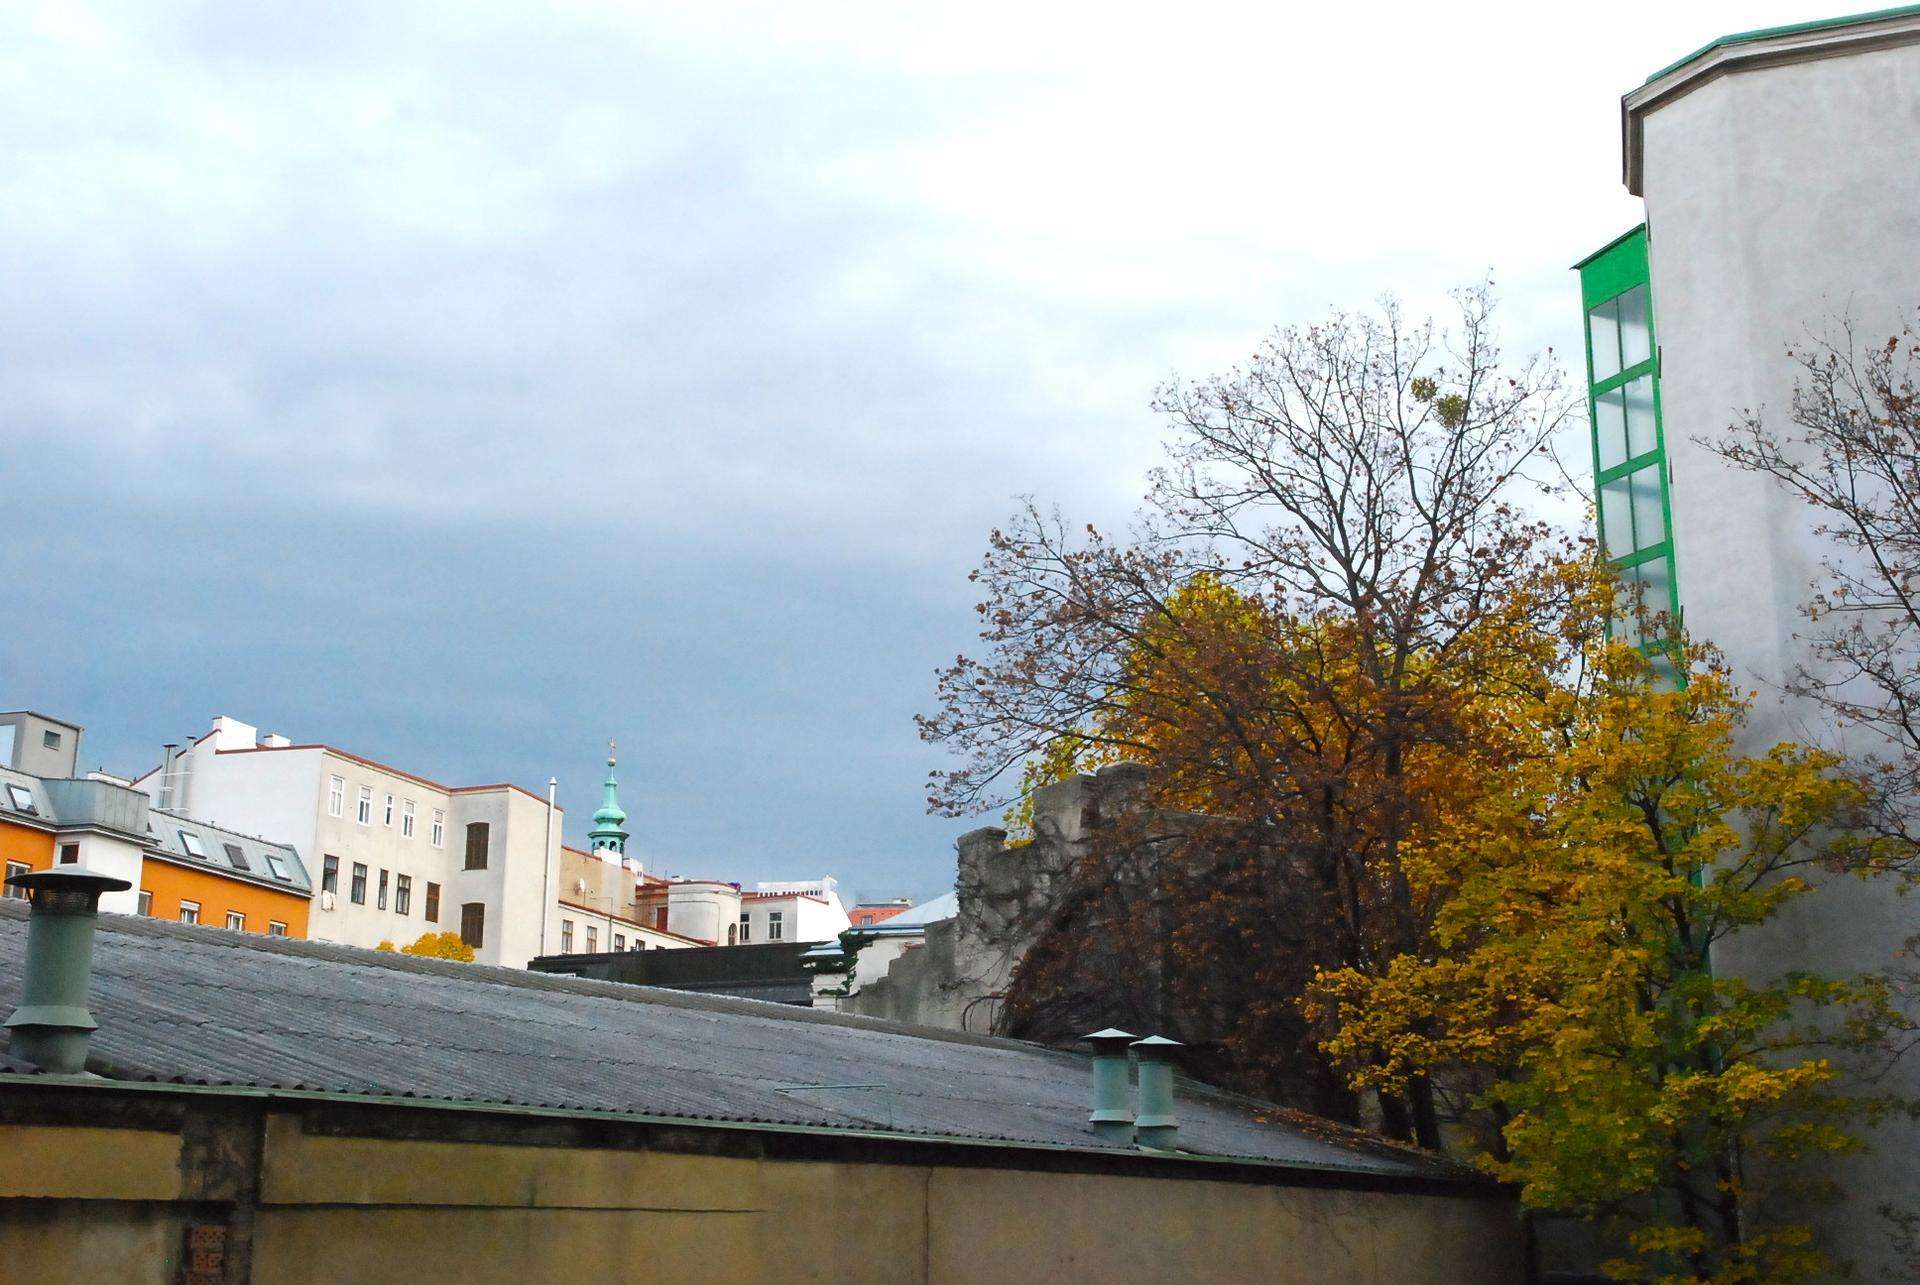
[
  {"xmin": 328, "ymin": 775, "xmax": 345, "ymax": 817},
  {"xmin": 656, "ymin": 906, "xmax": 668, "ymax": 931},
  {"xmin": 351, "ymin": 862, "xmax": 368, "ymax": 905},
  {"xmin": 377, "ymin": 868, "xmax": 389, "ymax": 910},
  {"xmin": 179, "ymin": 900, "xmax": 200, "ymax": 925},
  {"xmin": 586, "ymin": 925, "xmax": 598, "ymax": 953},
  {"xmin": 464, "ymin": 822, "xmax": 490, "ymax": 870},
  {"xmin": 402, "ymin": 799, "xmax": 415, "ymax": 838},
  {"xmin": 431, "ymin": 809, "xmax": 445, "ymax": 847},
  {"xmin": 1587, "ymin": 282, "xmax": 1652, "ymax": 382},
  {"xmin": 226, "ymin": 910, "xmax": 245, "ymax": 931},
  {"xmin": 459, "ymin": 902, "xmax": 485, "ymax": 949},
  {"xmin": 6, "ymin": 783, "xmax": 37, "ymax": 814},
  {"xmin": 322, "ymin": 855, "xmax": 339, "ymax": 895},
  {"xmin": 396, "ymin": 874, "xmax": 412, "ymax": 915},
  {"xmin": 1599, "ymin": 466, "xmax": 1667, "ymax": 558},
  {"xmin": 614, "ymin": 932, "xmax": 625, "ymax": 951},
  {"xmin": 738, "ymin": 912, "xmax": 751, "ymax": 944},
  {"xmin": 222, "ymin": 842, "xmax": 251, "ymax": 871},
  {"xmin": 264, "ymin": 853, "xmax": 291, "ymax": 881},
  {"xmin": 425, "ymin": 882, "xmax": 441, "ymax": 923},
  {"xmin": 137, "ymin": 889, "xmax": 152, "ymax": 916},
  {"xmin": 356, "ymin": 786, "xmax": 372, "ymax": 825},
  {"xmin": 42, "ymin": 729, "xmax": 60, "ymax": 750},
  {"xmin": 268, "ymin": 921, "xmax": 287, "ymax": 937},
  {"xmin": 179, "ymin": 830, "xmax": 207, "ymax": 858},
  {"xmin": 4, "ymin": 861, "xmax": 29, "ymax": 899},
  {"xmin": 58, "ymin": 843, "xmax": 79, "ymax": 865},
  {"xmin": 561, "ymin": 919, "xmax": 574, "ymax": 953},
  {"xmin": 768, "ymin": 910, "xmax": 784, "ymax": 941},
  {"xmin": 383, "ymin": 793, "xmax": 395, "ymax": 827}
]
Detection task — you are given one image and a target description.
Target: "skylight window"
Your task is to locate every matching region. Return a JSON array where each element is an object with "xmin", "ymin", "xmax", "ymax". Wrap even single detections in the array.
[
  {"xmin": 179, "ymin": 831, "xmax": 207, "ymax": 858},
  {"xmin": 263, "ymin": 853, "xmax": 292, "ymax": 881},
  {"xmin": 5, "ymin": 784, "xmax": 36, "ymax": 815},
  {"xmin": 222, "ymin": 842, "xmax": 251, "ymax": 871}
]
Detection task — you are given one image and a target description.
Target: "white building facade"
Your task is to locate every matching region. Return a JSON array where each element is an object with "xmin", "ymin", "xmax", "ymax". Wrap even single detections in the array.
[
  {"xmin": 1582, "ymin": 10, "xmax": 1920, "ymax": 1273},
  {"xmin": 131, "ymin": 716, "xmax": 562, "ymax": 967}
]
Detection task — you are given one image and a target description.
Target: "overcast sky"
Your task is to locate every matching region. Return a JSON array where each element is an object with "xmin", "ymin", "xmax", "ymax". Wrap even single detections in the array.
[{"xmin": 0, "ymin": 1, "xmax": 1822, "ymax": 902}]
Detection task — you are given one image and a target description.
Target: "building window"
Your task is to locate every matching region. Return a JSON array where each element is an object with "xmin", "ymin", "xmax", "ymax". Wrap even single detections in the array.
[
  {"xmin": 727, "ymin": 923, "xmax": 737, "ymax": 945},
  {"xmin": 767, "ymin": 910, "xmax": 784, "ymax": 941},
  {"xmin": 377, "ymin": 868, "xmax": 389, "ymax": 910},
  {"xmin": 459, "ymin": 902, "xmax": 485, "ymax": 949},
  {"xmin": 58, "ymin": 843, "xmax": 79, "ymax": 865},
  {"xmin": 425, "ymin": 882, "xmax": 440, "ymax": 923},
  {"xmin": 402, "ymin": 799, "xmax": 415, "ymax": 838},
  {"xmin": 383, "ymin": 793, "xmax": 395, "ymax": 827},
  {"xmin": 431, "ymin": 809, "xmax": 445, "ymax": 848},
  {"xmin": 268, "ymin": 921, "xmax": 287, "ymax": 937},
  {"xmin": 586, "ymin": 925, "xmax": 598, "ymax": 953},
  {"xmin": 561, "ymin": 919, "xmax": 574, "ymax": 953},
  {"xmin": 655, "ymin": 906, "xmax": 668, "ymax": 931},
  {"xmin": 264, "ymin": 852, "xmax": 292, "ymax": 881},
  {"xmin": 464, "ymin": 822, "xmax": 489, "ymax": 870},
  {"xmin": 5, "ymin": 783, "xmax": 37, "ymax": 814},
  {"xmin": 1578, "ymin": 228, "xmax": 1678, "ymax": 650},
  {"xmin": 226, "ymin": 910, "xmax": 245, "ymax": 931},
  {"xmin": 322, "ymin": 855, "xmax": 339, "ymax": 895},
  {"xmin": 222, "ymin": 842, "xmax": 251, "ymax": 871},
  {"xmin": 42, "ymin": 729, "xmax": 60, "ymax": 750},
  {"xmin": 396, "ymin": 874, "xmax": 412, "ymax": 915},
  {"xmin": 351, "ymin": 862, "xmax": 368, "ymax": 905},
  {"xmin": 738, "ymin": 912, "xmax": 751, "ymax": 944},
  {"xmin": 137, "ymin": 889, "xmax": 152, "ymax": 916},
  {"xmin": 179, "ymin": 830, "xmax": 207, "ymax": 858},
  {"xmin": 356, "ymin": 786, "xmax": 373, "ymax": 825},
  {"xmin": 328, "ymin": 775, "xmax": 345, "ymax": 817},
  {"xmin": 179, "ymin": 900, "xmax": 200, "ymax": 925},
  {"xmin": 4, "ymin": 861, "xmax": 29, "ymax": 899},
  {"xmin": 614, "ymin": 933, "xmax": 625, "ymax": 951}
]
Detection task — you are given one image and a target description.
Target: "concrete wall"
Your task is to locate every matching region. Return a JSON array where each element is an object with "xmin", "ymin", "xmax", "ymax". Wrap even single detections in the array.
[
  {"xmin": 0, "ymin": 1092, "xmax": 1528, "ymax": 1284},
  {"xmin": 1632, "ymin": 28, "xmax": 1920, "ymax": 1273},
  {"xmin": 0, "ymin": 712, "xmax": 81, "ymax": 778}
]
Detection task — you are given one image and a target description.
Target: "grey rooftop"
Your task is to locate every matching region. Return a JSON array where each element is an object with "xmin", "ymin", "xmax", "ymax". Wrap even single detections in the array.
[{"xmin": 0, "ymin": 900, "xmax": 1468, "ymax": 1185}]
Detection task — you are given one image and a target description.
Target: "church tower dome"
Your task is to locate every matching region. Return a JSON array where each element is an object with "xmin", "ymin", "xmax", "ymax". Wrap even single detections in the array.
[{"xmin": 588, "ymin": 740, "xmax": 629, "ymax": 861}]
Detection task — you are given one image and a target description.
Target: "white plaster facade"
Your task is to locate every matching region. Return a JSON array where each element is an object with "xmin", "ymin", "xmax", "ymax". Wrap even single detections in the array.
[
  {"xmin": 1611, "ymin": 12, "xmax": 1920, "ymax": 1272},
  {"xmin": 130, "ymin": 716, "xmax": 562, "ymax": 968}
]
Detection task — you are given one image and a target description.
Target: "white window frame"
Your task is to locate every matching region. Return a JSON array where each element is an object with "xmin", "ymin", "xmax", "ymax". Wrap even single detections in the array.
[
  {"xmin": 268, "ymin": 921, "xmax": 287, "ymax": 937},
  {"xmin": 738, "ymin": 912, "xmax": 751, "ymax": 944},
  {"xmin": 768, "ymin": 910, "xmax": 784, "ymax": 941},
  {"xmin": 383, "ymin": 793, "xmax": 395, "ymax": 827},
  {"xmin": 356, "ymin": 786, "xmax": 373, "ymax": 826},
  {"xmin": 136, "ymin": 889, "xmax": 152, "ymax": 916},
  {"xmin": 614, "ymin": 932, "xmax": 625, "ymax": 952},
  {"xmin": 179, "ymin": 900, "xmax": 200, "ymax": 925},
  {"xmin": 561, "ymin": 919, "xmax": 574, "ymax": 953},
  {"xmin": 328, "ymin": 775, "xmax": 345, "ymax": 817},
  {"xmin": 430, "ymin": 809, "xmax": 445, "ymax": 848},
  {"xmin": 402, "ymin": 799, "xmax": 416, "ymax": 838},
  {"xmin": 585, "ymin": 925, "xmax": 598, "ymax": 953},
  {"xmin": 225, "ymin": 910, "xmax": 245, "ymax": 931},
  {"xmin": 4, "ymin": 861, "xmax": 29, "ymax": 900}
]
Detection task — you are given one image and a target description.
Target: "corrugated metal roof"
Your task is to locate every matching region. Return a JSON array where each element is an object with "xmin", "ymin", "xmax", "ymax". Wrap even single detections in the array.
[{"xmin": 0, "ymin": 901, "xmax": 1469, "ymax": 1182}]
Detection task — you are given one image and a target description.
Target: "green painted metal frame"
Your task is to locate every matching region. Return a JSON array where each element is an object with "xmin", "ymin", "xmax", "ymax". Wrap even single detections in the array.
[
  {"xmin": 1644, "ymin": 3, "xmax": 1920, "ymax": 83},
  {"xmin": 1576, "ymin": 224, "xmax": 1680, "ymax": 643}
]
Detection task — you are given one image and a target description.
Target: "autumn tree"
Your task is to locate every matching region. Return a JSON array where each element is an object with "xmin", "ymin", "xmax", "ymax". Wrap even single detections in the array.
[
  {"xmin": 921, "ymin": 288, "xmax": 1581, "ymax": 1144},
  {"xmin": 1708, "ymin": 316, "xmax": 1920, "ymax": 851},
  {"xmin": 1309, "ymin": 640, "xmax": 1903, "ymax": 1282},
  {"xmin": 376, "ymin": 931, "xmax": 477, "ymax": 962}
]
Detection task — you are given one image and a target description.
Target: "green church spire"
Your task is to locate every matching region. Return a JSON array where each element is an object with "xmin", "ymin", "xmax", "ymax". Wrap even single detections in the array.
[{"xmin": 589, "ymin": 739, "xmax": 629, "ymax": 857}]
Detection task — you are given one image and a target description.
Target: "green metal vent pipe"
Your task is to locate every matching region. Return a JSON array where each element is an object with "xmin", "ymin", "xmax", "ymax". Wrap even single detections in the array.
[
  {"xmin": 1082, "ymin": 1028, "xmax": 1138, "ymax": 1142},
  {"xmin": 1131, "ymin": 1035, "xmax": 1183, "ymax": 1150},
  {"xmin": 4, "ymin": 866, "xmax": 131, "ymax": 1075}
]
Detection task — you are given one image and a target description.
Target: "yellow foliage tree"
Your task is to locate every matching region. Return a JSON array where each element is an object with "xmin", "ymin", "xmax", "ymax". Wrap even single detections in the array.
[
  {"xmin": 1308, "ymin": 639, "xmax": 1902, "ymax": 1282},
  {"xmin": 375, "ymin": 931, "xmax": 476, "ymax": 962}
]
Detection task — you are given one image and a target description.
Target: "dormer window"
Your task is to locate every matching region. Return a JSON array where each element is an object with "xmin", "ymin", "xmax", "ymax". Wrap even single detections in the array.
[{"xmin": 5, "ymin": 784, "xmax": 36, "ymax": 815}]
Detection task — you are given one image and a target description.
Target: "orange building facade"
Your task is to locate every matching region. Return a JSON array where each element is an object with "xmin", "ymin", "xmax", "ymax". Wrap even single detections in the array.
[{"xmin": 138, "ymin": 855, "xmax": 311, "ymax": 936}]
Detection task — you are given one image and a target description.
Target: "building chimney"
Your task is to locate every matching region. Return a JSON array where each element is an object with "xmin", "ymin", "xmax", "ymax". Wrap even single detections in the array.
[
  {"xmin": 4, "ymin": 867, "xmax": 132, "ymax": 1075},
  {"xmin": 1083, "ymin": 1028, "xmax": 1138, "ymax": 1143},
  {"xmin": 1130, "ymin": 1035, "xmax": 1183, "ymax": 1150}
]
